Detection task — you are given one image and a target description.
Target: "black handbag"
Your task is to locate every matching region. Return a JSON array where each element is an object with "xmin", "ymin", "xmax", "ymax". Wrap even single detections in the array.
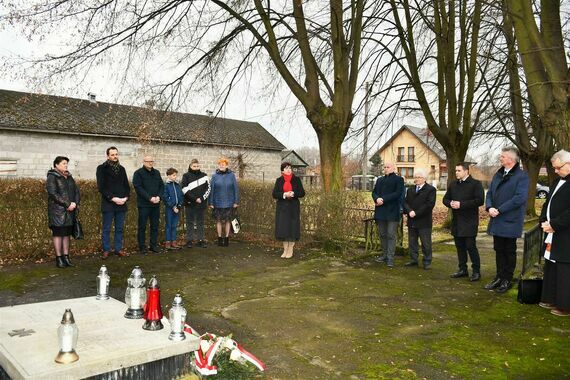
[
  {"xmin": 517, "ymin": 278, "xmax": 543, "ymax": 304},
  {"xmin": 72, "ymin": 218, "xmax": 84, "ymax": 240}
]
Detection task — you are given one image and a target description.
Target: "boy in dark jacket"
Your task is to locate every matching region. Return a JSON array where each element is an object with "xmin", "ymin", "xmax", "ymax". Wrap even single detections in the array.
[
  {"xmin": 164, "ymin": 168, "xmax": 184, "ymax": 250},
  {"xmin": 181, "ymin": 159, "xmax": 210, "ymax": 248}
]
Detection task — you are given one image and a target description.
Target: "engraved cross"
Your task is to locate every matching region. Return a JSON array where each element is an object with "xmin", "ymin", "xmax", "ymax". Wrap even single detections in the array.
[{"xmin": 8, "ymin": 329, "xmax": 36, "ymax": 337}]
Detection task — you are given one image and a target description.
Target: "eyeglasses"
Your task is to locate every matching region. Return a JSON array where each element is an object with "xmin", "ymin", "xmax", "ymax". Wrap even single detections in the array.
[
  {"xmin": 553, "ymin": 162, "xmax": 568, "ymax": 170},
  {"xmin": 144, "ymin": 160, "xmax": 155, "ymax": 163}
]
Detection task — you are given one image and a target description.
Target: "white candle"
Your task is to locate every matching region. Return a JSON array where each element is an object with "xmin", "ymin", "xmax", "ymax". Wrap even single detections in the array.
[{"xmin": 131, "ymin": 288, "xmax": 141, "ymax": 309}]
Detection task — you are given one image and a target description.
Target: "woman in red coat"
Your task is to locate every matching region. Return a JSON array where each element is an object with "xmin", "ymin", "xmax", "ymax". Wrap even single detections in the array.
[{"xmin": 272, "ymin": 162, "xmax": 305, "ymax": 258}]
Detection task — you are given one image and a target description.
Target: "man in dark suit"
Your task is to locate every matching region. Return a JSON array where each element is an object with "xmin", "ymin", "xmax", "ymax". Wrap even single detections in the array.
[
  {"xmin": 539, "ymin": 149, "xmax": 570, "ymax": 316},
  {"xmin": 372, "ymin": 162, "xmax": 405, "ymax": 267},
  {"xmin": 485, "ymin": 147, "xmax": 529, "ymax": 293},
  {"xmin": 443, "ymin": 162, "xmax": 485, "ymax": 282},
  {"xmin": 403, "ymin": 168, "xmax": 436, "ymax": 269}
]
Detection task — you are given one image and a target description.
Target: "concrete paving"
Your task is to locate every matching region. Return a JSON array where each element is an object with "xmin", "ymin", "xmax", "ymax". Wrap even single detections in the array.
[{"xmin": 0, "ymin": 297, "xmax": 199, "ymax": 380}]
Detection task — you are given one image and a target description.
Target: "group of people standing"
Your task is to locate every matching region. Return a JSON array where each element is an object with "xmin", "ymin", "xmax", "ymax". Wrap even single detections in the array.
[
  {"xmin": 46, "ymin": 148, "xmax": 306, "ymax": 267},
  {"xmin": 373, "ymin": 147, "xmax": 570, "ymax": 315}
]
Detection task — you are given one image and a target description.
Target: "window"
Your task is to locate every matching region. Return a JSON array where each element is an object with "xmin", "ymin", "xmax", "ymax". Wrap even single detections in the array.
[
  {"xmin": 0, "ymin": 159, "xmax": 17, "ymax": 177},
  {"xmin": 407, "ymin": 147, "xmax": 415, "ymax": 162},
  {"xmin": 398, "ymin": 167, "xmax": 414, "ymax": 178},
  {"xmin": 397, "ymin": 147, "xmax": 405, "ymax": 162}
]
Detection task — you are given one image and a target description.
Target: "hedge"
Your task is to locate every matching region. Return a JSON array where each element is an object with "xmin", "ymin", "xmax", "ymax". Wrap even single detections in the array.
[{"xmin": 0, "ymin": 178, "xmax": 375, "ymax": 264}]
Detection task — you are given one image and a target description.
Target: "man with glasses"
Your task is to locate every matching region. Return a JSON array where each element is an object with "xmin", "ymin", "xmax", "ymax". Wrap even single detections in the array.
[
  {"xmin": 372, "ymin": 162, "xmax": 405, "ymax": 267},
  {"xmin": 403, "ymin": 168, "xmax": 436, "ymax": 269},
  {"xmin": 484, "ymin": 147, "xmax": 529, "ymax": 293},
  {"xmin": 133, "ymin": 155, "xmax": 164, "ymax": 254},
  {"xmin": 96, "ymin": 147, "xmax": 130, "ymax": 259},
  {"xmin": 539, "ymin": 150, "xmax": 570, "ymax": 316}
]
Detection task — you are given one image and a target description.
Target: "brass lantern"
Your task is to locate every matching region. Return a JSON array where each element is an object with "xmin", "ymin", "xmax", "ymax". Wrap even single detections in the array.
[{"xmin": 54, "ymin": 309, "xmax": 79, "ymax": 364}]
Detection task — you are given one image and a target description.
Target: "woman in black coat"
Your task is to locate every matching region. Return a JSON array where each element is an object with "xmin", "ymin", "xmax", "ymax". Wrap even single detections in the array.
[
  {"xmin": 272, "ymin": 162, "xmax": 305, "ymax": 258},
  {"xmin": 46, "ymin": 156, "xmax": 80, "ymax": 268}
]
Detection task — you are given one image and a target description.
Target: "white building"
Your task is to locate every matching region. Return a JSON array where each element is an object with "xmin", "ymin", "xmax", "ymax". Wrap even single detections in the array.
[{"xmin": 0, "ymin": 89, "xmax": 285, "ymax": 181}]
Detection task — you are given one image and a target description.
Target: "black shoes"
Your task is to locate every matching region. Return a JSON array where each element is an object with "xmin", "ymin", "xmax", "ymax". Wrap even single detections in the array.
[
  {"xmin": 469, "ymin": 272, "xmax": 481, "ymax": 282},
  {"xmin": 217, "ymin": 237, "xmax": 223, "ymax": 246},
  {"xmin": 62, "ymin": 254, "xmax": 73, "ymax": 267},
  {"xmin": 223, "ymin": 237, "xmax": 229, "ymax": 246},
  {"xmin": 186, "ymin": 241, "xmax": 193, "ymax": 249},
  {"xmin": 404, "ymin": 261, "xmax": 419, "ymax": 267},
  {"xmin": 139, "ymin": 248, "xmax": 148, "ymax": 255},
  {"xmin": 484, "ymin": 277, "xmax": 502, "ymax": 290},
  {"xmin": 494, "ymin": 279, "xmax": 512, "ymax": 294},
  {"xmin": 197, "ymin": 240, "xmax": 208, "ymax": 248},
  {"xmin": 450, "ymin": 270, "xmax": 469, "ymax": 278},
  {"xmin": 374, "ymin": 256, "xmax": 387, "ymax": 263},
  {"xmin": 423, "ymin": 264, "xmax": 431, "ymax": 270},
  {"xmin": 56, "ymin": 256, "xmax": 66, "ymax": 268},
  {"xmin": 149, "ymin": 246, "xmax": 161, "ymax": 254}
]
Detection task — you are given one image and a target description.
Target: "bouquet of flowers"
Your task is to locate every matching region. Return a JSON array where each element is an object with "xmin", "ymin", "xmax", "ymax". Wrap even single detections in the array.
[{"xmin": 184, "ymin": 324, "xmax": 266, "ymax": 378}]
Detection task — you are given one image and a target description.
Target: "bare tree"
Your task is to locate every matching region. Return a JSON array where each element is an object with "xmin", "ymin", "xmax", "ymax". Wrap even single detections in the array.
[
  {"xmin": 505, "ymin": 0, "xmax": 569, "ymax": 148},
  {"xmin": 1, "ymin": 0, "xmax": 378, "ymax": 192},
  {"xmin": 371, "ymin": 0, "xmax": 498, "ymax": 184}
]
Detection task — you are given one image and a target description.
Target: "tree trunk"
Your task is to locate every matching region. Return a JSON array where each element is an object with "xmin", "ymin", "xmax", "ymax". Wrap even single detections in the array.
[
  {"xmin": 521, "ymin": 156, "xmax": 540, "ymax": 217},
  {"xmin": 316, "ymin": 126, "xmax": 345, "ymax": 192}
]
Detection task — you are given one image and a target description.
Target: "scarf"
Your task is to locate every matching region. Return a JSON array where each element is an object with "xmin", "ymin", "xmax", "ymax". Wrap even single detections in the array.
[
  {"xmin": 282, "ymin": 173, "xmax": 293, "ymax": 192},
  {"xmin": 107, "ymin": 159, "xmax": 121, "ymax": 175}
]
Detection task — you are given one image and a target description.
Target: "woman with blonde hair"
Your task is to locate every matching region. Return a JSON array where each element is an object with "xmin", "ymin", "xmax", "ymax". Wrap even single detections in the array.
[
  {"xmin": 272, "ymin": 162, "xmax": 305, "ymax": 258},
  {"xmin": 209, "ymin": 158, "xmax": 239, "ymax": 246}
]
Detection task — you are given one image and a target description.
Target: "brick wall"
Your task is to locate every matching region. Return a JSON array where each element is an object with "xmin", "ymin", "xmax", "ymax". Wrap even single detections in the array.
[{"xmin": 0, "ymin": 130, "xmax": 282, "ymax": 182}]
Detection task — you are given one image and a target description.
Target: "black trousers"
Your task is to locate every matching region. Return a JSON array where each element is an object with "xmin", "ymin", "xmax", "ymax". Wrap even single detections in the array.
[
  {"xmin": 137, "ymin": 207, "xmax": 160, "ymax": 250},
  {"xmin": 541, "ymin": 260, "xmax": 570, "ymax": 310},
  {"xmin": 492, "ymin": 236, "xmax": 517, "ymax": 281},
  {"xmin": 454, "ymin": 236, "xmax": 480, "ymax": 273},
  {"xmin": 408, "ymin": 227, "xmax": 432, "ymax": 265}
]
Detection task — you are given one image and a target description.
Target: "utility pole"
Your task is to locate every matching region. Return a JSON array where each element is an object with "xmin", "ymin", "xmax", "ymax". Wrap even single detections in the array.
[{"xmin": 362, "ymin": 82, "xmax": 370, "ymax": 190}]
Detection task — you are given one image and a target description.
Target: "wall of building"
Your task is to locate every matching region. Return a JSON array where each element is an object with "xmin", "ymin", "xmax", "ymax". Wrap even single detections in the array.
[
  {"xmin": 0, "ymin": 130, "xmax": 282, "ymax": 182},
  {"xmin": 379, "ymin": 128, "xmax": 443, "ymax": 187}
]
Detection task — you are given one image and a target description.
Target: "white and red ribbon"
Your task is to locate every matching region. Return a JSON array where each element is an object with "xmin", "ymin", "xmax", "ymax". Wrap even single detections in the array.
[{"xmin": 183, "ymin": 322, "xmax": 266, "ymax": 376}]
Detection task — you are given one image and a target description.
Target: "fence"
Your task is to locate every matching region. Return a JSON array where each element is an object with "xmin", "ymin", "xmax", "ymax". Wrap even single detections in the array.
[{"xmin": 521, "ymin": 223, "xmax": 543, "ymax": 278}]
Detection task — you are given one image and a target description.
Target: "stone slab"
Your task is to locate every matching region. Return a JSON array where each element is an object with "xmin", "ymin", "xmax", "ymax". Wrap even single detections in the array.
[{"xmin": 0, "ymin": 297, "xmax": 199, "ymax": 380}]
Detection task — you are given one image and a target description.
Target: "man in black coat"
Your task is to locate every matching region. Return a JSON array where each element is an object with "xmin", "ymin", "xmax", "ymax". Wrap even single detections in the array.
[
  {"xmin": 443, "ymin": 162, "xmax": 485, "ymax": 282},
  {"xmin": 403, "ymin": 168, "xmax": 436, "ymax": 269},
  {"xmin": 96, "ymin": 147, "xmax": 130, "ymax": 259},
  {"xmin": 539, "ymin": 149, "xmax": 570, "ymax": 316},
  {"xmin": 372, "ymin": 162, "xmax": 405, "ymax": 267},
  {"xmin": 133, "ymin": 155, "xmax": 164, "ymax": 254}
]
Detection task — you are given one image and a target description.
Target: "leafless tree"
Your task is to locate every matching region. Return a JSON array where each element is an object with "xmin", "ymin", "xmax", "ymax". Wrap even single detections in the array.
[{"xmin": 1, "ymin": 0, "xmax": 388, "ymax": 192}]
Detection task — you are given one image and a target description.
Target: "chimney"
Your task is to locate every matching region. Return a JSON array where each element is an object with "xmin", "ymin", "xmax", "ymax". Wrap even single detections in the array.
[{"xmin": 87, "ymin": 92, "xmax": 97, "ymax": 104}]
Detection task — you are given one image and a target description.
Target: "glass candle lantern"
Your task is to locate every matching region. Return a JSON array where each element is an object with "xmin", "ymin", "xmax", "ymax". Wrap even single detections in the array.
[
  {"xmin": 124, "ymin": 266, "xmax": 146, "ymax": 319},
  {"xmin": 96, "ymin": 265, "xmax": 110, "ymax": 300},
  {"xmin": 142, "ymin": 275, "xmax": 164, "ymax": 331},
  {"xmin": 168, "ymin": 294, "xmax": 187, "ymax": 341},
  {"xmin": 54, "ymin": 309, "xmax": 79, "ymax": 364}
]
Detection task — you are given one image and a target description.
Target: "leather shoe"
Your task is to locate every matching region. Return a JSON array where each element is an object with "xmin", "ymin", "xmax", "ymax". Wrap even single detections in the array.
[
  {"xmin": 197, "ymin": 240, "xmax": 208, "ymax": 248},
  {"xmin": 374, "ymin": 255, "xmax": 387, "ymax": 263},
  {"xmin": 469, "ymin": 272, "xmax": 481, "ymax": 282},
  {"xmin": 186, "ymin": 241, "xmax": 193, "ymax": 248},
  {"xmin": 423, "ymin": 264, "xmax": 431, "ymax": 270},
  {"xmin": 404, "ymin": 261, "xmax": 419, "ymax": 267},
  {"xmin": 149, "ymin": 246, "xmax": 161, "ymax": 254},
  {"xmin": 551, "ymin": 308, "xmax": 570, "ymax": 317},
  {"xmin": 101, "ymin": 251, "xmax": 110, "ymax": 260},
  {"xmin": 538, "ymin": 302, "xmax": 556, "ymax": 310},
  {"xmin": 483, "ymin": 277, "xmax": 502, "ymax": 290},
  {"xmin": 116, "ymin": 250, "xmax": 128, "ymax": 257},
  {"xmin": 450, "ymin": 270, "xmax": 468, "ymax": 278},
  {"xmin": 494, "ymin": 279, "xmax": 512, "ymax": 294}
]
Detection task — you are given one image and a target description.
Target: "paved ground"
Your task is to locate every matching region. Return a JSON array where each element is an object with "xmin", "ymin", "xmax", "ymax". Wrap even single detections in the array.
[{"xmin": 1, "ymin": 235, "xmax": 569, "ymax": 379}]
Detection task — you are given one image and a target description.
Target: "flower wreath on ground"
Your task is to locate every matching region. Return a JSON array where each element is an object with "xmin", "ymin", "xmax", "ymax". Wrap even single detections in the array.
[{"xmin": 184, "ymin": 323, "xmax": 266, "ymax": 377}]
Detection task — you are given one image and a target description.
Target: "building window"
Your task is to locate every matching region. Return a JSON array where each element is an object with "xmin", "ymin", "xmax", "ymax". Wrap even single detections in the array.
[
  {"xmin": 407, "ymin": 147, "xmax": 415, "ymax": 162},
  {"xmin": 397, "ymin": 147, "xmax": 405, "ymax": 162},
  {"xmin": 0, "ymin": 159, "xmax": 17, "ymax": 177},
  {"xmin": 398, "ymin": 167, "xmax": 414, "ymax": 178}
]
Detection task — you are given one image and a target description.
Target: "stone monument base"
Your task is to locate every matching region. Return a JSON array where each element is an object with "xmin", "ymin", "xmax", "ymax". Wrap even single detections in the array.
[{"xmin": 0, "ymin": 297, "xmax": 199, "ymax": 380}]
